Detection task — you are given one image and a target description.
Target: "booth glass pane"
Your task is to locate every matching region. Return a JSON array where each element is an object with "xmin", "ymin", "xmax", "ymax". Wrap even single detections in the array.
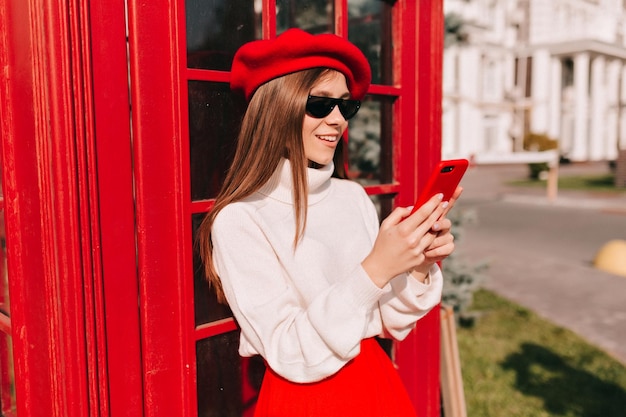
[
  {"xmin": 0, "ymin": 240, "xmax": 6, "ymax": 318},
  {"xmin": 0, "ymin": 331, "xmax": 16, "ymax": 415},
  {"xmin": 0, "ymin": 181, "xmax": 13, "ymax": 415},
  {"xmin": 348, "ymin": 0, "xmax": 393, "ymax": 85},
  {"xmin": 189, "ymin": 81, "xmax": 246, "ymax": 201},
  {"xmin": 276, "ymin": 0, "xmax": 334, "ymax": 34},
  {"xmin": 197, "ymin": 333, "xmax": 265, "ymax": 417},
  {"xmin": 186, "ymin": 0, "xmax": 260, "ymax": 70},
  {"xmin": 369, "ymin": 194, "xmax": 395, "ymax": 224},
  {"xmin": 0, "ymin": 190, "xmax": 7, "ymax": 316},
  {"xmin": 192, "ymin": 214, "xmax": 233, "ymax": 325},
  {"xmin": 348, "ymin": 95, "xmax": 394, "ymax": 185}
]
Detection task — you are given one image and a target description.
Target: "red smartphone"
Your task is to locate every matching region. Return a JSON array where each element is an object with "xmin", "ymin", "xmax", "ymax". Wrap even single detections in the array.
[{"xmin": 410, "ymin": 159, "xmax": 469, "ymax": 213}]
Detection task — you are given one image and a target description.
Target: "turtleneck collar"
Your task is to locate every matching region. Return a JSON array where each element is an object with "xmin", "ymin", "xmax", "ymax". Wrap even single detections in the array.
[{"xmin": 258, "ymin": 158, "xmax": 333, "ymax": 205}]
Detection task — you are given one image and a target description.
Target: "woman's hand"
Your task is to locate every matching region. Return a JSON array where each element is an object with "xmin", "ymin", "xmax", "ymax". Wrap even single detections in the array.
[
  {"xmin": 361, "ymin": 193, "xmax": 449, "ymax": 288},
  {"xmin": 424, "ymin": 186, "xmax": 463, "ymax": 263}
]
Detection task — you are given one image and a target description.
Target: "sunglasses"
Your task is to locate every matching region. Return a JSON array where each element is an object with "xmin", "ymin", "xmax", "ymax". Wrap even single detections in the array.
[{"xmin": 305, "ymin": 95, "xmax": 361, "ymax": 120}]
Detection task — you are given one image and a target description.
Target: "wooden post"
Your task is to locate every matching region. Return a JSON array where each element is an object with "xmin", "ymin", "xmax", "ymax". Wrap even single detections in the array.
[
  {"xmin": 440, "ymin": 305, "xmax": 467, "ymax": 417},
  {"xmin": 546, "ymin": 156, "xmax": 559, "ymax": 202}
]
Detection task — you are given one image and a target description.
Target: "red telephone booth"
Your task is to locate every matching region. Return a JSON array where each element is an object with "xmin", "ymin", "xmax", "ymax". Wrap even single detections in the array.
[{"xmin": 0, "ymin": 0, "xmax": 444, "ymax": 416}]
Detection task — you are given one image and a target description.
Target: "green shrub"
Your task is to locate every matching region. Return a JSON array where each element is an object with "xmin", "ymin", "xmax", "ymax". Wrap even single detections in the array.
[
  {"xmin": 523, "ymin": 133, "xmax": 558, "ymax": 179},
  {"xmin": 442, "ymin": 209, "xmax": 488, "ymax": 326}
]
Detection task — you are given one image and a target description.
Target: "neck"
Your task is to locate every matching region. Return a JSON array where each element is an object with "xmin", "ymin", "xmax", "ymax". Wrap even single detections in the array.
[{"xmin": 307, "ymin": 160, "xmax": 324, "ymax": 170}]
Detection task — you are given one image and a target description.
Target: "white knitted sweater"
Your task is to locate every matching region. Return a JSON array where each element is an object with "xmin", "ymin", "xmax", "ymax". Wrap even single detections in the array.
[{"xmin": 211, "ymin": 158, "xmax": 443, "ymax": 383}]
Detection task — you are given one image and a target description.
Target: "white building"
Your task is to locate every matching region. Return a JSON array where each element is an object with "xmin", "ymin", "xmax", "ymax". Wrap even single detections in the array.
[{"xmin": 443, "ymin": 0, "xmax": 626, "ymax": 162}]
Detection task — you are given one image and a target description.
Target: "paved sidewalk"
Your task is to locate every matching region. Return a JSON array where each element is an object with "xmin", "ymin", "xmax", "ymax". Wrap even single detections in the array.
[
  {"xmin": 461, "ymin": 161, "xmax": 626, "ymax": 212},
  {"xmin": 455, "ymin": 161, "xmax": 626, "ymax": 365}
]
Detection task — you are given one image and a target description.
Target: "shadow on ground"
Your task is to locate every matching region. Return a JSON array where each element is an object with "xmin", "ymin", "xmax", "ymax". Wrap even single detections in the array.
[{"xmin": 501, "ymin": 343, "xmax": 626, "ymax": 416}]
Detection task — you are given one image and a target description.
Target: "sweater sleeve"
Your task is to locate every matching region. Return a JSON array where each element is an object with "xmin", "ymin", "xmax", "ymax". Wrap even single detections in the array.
[
  {"xmin": 378, "ymin": 265, "xmax": 444, "ymax": 341},
  {"xmin": 211, "ymin": 204, "xmax": 388, "ymax": 383},
  {"xmin": 358, "ymin": 190, "xmax": 444, "ymax": 341}
]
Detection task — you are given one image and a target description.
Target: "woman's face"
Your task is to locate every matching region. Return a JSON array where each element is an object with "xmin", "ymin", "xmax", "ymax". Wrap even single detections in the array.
[{"xmin": 302, "ymin": 71, "xmax": 350, "ymax": 166}]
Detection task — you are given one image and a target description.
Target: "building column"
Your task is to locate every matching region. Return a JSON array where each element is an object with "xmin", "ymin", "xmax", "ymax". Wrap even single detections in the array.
[
  {"xmin": 589, "ymin": 55, "xmax": 607, "ymax": 160},
  {"xmin": 441, "ymin": 47, "xmax": 459, "ymax": 159},
  {"xmin": 572, "ymin": 52, "xmax": 590, "ymax": 161},
  {"xmin": 548, "ymin": 57, "xmax": 562, "ymax": 141},
  {"xmin": 458, "ymin": 46, "xmax": 482, "ymax": 157},
  {"xmin": 606, "ymin": 59, "xmax": 622, "ymax": 161},
  {"xmin": 530, "ymin": 48, "xmax": 551, "ymax": 134},
  {"xmin": 620, "ymin": 64, "xmax": 626, "ymax": 153}
]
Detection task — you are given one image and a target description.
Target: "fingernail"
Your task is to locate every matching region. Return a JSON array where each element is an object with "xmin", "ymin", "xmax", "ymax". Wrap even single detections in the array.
[
  {"xmin": 437, "ymin": 193, "xmax": 444, "ymax": 200},
  {"xmin": 442, "ymin": 201, "xmax": 449, "ymax": 208},
  {"xmin": 433, "ymin": 223, "xmax": 441, "ymax": 231}
]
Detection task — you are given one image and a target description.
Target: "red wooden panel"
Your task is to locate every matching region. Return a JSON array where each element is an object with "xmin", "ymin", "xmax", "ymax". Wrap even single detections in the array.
[
  {"xmin": 186, "ymin": 68, "xmax": 231, "ymax": 83},
  {"xmin": 191, "ymin": 200, "xmax": 215, "ymax": 215},
  {"xmin": 195, "ymin": 318, "xmax": 239, "ymax": 341},
  {"xmin": 363, "ymin": 183, "xmax": 401, "ymax": 196},
  {"xmin": 368, "ymin": 84, "xmax": 402, "ymax": 96},
  {"xmin": 394, "ymin": 1, "xmax": 445, "ymax": 416},
  {"xmin": 262, "ymin": 1, "xmax": 277, "ymax": 38},
  {"xmin": 0, "ymin": 1, "xmax": 90, "ymax": 416},
  {"xmin": 0, "ymin": 3, "xmax": 56, "ymax": 414},
  {"xmin": 89, "ymin": 1, "xmax": 145, "ymax": 415},
  {"xmin": 2, "ymin": 0, "xmax": 149, "ymax": 415},
  {"xmin": 335, "ymin": 0, "xmax": 347, "ymax": 36},
  {"xmin": 126, "ymin": 0, "xmax": 195, "ymax": 416}
]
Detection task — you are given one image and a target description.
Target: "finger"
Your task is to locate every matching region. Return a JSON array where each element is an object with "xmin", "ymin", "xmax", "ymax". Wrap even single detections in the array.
[
  {"xmin": 409, "ymin": 229, "xmax": 438, "ymax": 253},
  {"xmin": 403, "ymin": 193, "xmax": 444, "ymax": 229},
  {"xmin": 407, "ymin": 206, "xmax": 447, "ymax": 251},
  {"xmin": 424, "ymin": 239, "xmax": 455, "ymax": 260},
  {"xmin": 431, "ymin": 217, "xmax": 452, "ymax": 233},
  {"xmin": 425, "ymin": 232, "xmax": 455, "ymax": 256},
  {"xmin": 428, "ymin": 229, "xmax": 455, "ymax": 248},
  {"xmin": 450, "ymin": 186, "xmax": 463, "ymax": 201},
  {"xmin": 380, "ymin": 206, "xmax": 414, "ymax": 229},
  {"xmin": 440, "ymin": 186, "xmax": 463, "ymax": 219}
]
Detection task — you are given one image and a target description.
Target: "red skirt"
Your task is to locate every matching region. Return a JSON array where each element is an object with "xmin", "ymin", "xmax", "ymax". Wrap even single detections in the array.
[{"xmin": 253, "ymin": 338, "xmax": 417, "ymax": 417}]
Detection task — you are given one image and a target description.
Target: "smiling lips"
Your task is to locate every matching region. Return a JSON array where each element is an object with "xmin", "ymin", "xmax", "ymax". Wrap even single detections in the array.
[{"xmin": 317, "ymin": 134, "xmax": 339, "ymax": 142}]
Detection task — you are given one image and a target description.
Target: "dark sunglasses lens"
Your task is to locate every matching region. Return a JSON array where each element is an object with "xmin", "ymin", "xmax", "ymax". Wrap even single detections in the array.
[
  {"xmin": 306, "ymin": 97, "xmax": 361, "ymax": 120},
  {"xmin": 306, "ymin": 97, "xmax": 334, "ymax": 118},
  {"xmin": 338, "ymin": 101, "xmax": 360, "ymax": 120}
]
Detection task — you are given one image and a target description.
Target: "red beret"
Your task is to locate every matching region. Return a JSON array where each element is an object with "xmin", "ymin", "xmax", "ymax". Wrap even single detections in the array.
[{"xmin": 230, "ymin": 28, "xmax": 371, "ymax": 101}]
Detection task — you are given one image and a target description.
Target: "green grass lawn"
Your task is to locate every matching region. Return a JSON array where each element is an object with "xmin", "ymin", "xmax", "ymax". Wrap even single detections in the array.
[
  {"xmin": 510, "ymin": 173, "xmax": 624, "ymax": 193},
  {"xmin": 455, "ymin": 289, "xmax": 626, "ymax": 417}
]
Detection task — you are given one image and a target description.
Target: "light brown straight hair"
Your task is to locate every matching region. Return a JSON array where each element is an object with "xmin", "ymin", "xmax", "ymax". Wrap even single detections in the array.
[{"xmin": 197, "ymin": 68, "xmax": 348, "ymax": 303}]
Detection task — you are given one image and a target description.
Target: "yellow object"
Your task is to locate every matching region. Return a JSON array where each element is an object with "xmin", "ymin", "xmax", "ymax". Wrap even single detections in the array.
[{"xmin": 594, "ymin": 240, "xmax": 626, "ymax": 277}]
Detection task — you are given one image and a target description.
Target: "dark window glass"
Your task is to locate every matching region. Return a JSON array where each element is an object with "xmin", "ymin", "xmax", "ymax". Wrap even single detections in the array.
[
  {"xmin": 368, "ymin": 193, "xmax": 395, "ymax": 225},
  {"xmin": 186, "ymin": 0, "xmax": 260, "ymax": 70},
  {"xmin": 192, "ymin": 214, "xmax": 233, "ymax": 325},
  {"xmin": 0, "ymin": 180, "xmax": 15, "ymax": 414},
  {"xmin": 0, "ymin": 186, "xmax": 7, "ymax": 317},
  {"xmin": 0, "ymin": 331, "xmax": 16, "ymax": 415},
  {"xmin": 276, "ymin": 0, "xmax": 334, "ymax": 34},
  {"xmin": 348, "ymin": 95, "xmax": 395, "ymax": 185},
  {"xmin": 196, "ymin": 333, "xmax": 265, "ymax": 417},
  {"xmin": 348, "ymin": 0, "xmax": 393, "ymax": 85},
  {"xmin": 189, "ymin": 81, "xmax": 247, "ymax": 201}
]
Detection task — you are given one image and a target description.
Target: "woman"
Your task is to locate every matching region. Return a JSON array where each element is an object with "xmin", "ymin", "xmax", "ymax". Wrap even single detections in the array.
[{"xmin": 198, "ymin": 28, "xmax": 461, "ymax": 417}]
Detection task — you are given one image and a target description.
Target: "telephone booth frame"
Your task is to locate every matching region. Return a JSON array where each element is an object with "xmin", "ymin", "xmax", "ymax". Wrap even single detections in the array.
[{"xmin": 0, "ymin": 1, "xmax": 444, "ymax": 416}]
